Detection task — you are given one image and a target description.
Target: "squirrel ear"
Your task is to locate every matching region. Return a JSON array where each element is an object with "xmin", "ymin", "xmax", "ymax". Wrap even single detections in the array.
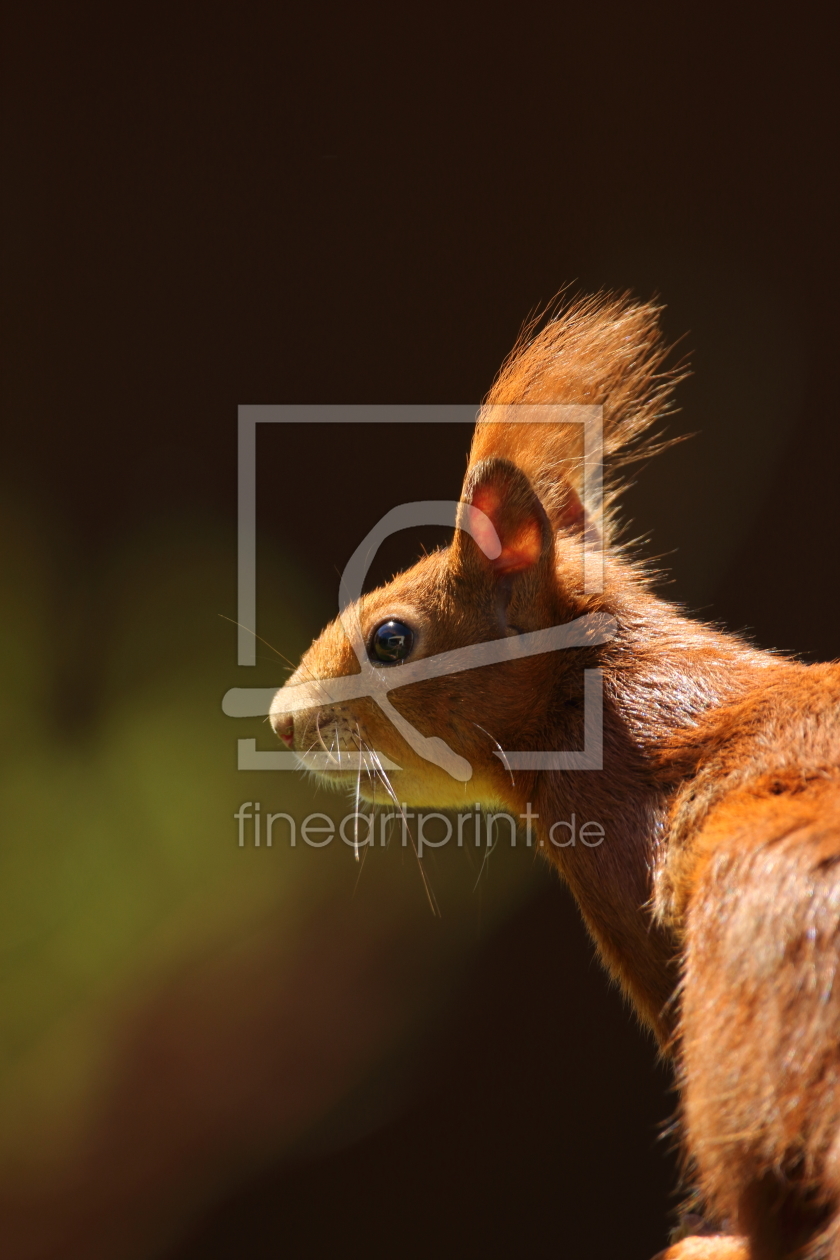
[
  {"xmin": 454, "ymin": 457, "xmax": 552, "ymax": 575},
  {"xmin": 553, "ymin": 480, "xmax": 586, "ymax": 535}
]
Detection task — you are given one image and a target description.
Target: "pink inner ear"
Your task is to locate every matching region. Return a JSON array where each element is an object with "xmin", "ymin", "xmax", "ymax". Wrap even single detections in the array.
[
  {"xmin": 470, "ymin": 486, "xmax": 543, "ymax": 574},
  {"xmin": 493, "ymin": 519, "xmax": 543, "ymax": 573},
  {"xmin": 466, "ymin": 503, "xmax": 503, "ymax": 560}
]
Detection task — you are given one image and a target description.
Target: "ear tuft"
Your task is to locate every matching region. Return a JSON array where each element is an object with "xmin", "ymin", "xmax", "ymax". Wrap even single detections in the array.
[{"xmin": 468, "ymin": 291, "xmax": 687, "ymax": 545}]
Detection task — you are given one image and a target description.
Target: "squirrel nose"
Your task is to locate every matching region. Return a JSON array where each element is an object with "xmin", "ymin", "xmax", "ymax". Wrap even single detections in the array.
[{"xmin": 273, "ymin": 712, "xmax": 295, "ymax": 747}]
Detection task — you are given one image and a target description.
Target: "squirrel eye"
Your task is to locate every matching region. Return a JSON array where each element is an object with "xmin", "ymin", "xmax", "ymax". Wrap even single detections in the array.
[{"xmin": 370, "ymin": 619, "xmax": 415, "ymax": 664}]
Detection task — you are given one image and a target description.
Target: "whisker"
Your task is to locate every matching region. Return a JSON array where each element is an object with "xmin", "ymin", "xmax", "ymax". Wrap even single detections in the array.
[
  {"xmin": 353, "ymin": 722, "xmax": 364, "ymax": 862},
  {"xmin": 472, "ymin": 721, "xmax": 515, "ymax": 788},
  {"xmin": 330, "ymin": 725, "xmax": 341, "ymax": 771},
  {"xmin": 473, "ymin": 812, "xmax": 497, "ymax": 892},
  {"xmin": 354, "ymin": 734, "xmax": 396, "ymax": 851},
  {"xmin": 352, "ymin": 814, "xmax": 371, "ymax": 897},
  {"xmin": 217, "ymin": 614, "xmax": 311, "ymax": 675},
  {"xmin": 219, "ymin": 617, "xmax": 344, "ymax": 723},
  {"xmin": 370, "ymin": 740, "xmax": 378, "ymax": 817},
  {"xmin": 315, "ymin": 712, "xmax": 333, "ymax": 759},
  {"xmin": 367, "ymin": 747, "xmax": 440, "ymax": 918}
]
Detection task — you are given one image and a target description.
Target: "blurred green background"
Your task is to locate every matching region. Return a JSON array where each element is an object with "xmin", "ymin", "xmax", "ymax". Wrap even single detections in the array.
[{"xmin": 0, "ymin": 494, "xmax": 540, "ymax": 1259}]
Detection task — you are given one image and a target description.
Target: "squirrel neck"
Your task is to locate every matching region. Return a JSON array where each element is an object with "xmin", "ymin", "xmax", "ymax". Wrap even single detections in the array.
[{"xmin": 529, "ymin": 569, "xmax": 784, "ymax": 1042}]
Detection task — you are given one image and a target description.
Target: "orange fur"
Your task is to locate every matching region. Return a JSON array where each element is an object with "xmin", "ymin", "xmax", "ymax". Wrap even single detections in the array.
[
  {"xmin": 274, "ymin": 294, "xmax": 840, "ymax": 1259},
  {"xmin": 654, "ymin": 1240, "xmax": 748, "ymax": 1259}
]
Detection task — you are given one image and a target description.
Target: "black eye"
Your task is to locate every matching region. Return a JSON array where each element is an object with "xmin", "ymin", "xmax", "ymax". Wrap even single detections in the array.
[{"xmin": 370, "ymin": 619, "xmax": 415, "ymax": 664}]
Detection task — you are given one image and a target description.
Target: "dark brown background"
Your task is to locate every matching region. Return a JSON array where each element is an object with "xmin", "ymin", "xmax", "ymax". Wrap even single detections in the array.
[{"xmin": 2, "ymin": 6, "xmax": 837, "ymax": 1259}]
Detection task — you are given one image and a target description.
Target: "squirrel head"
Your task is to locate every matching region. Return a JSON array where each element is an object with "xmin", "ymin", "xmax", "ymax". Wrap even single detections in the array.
[{"xmin": 271, "ymin": 293, "xmax": 682, "ymax": 809}]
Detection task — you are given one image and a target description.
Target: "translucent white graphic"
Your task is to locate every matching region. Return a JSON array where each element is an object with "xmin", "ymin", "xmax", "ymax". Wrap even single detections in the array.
[{"xmin": 223, "ymin": 405, "xmax": 607, "ymax": 778}]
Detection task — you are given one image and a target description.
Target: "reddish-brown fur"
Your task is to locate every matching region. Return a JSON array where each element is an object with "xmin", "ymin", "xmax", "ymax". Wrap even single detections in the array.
[{"xmin": 273, "ymin": 294, "xmax": 840, "ymax": 1259}]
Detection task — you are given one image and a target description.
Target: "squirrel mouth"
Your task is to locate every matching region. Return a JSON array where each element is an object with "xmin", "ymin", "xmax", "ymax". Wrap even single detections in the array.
[{"xmin": 285, "ymin": 714, "xmax": 403, "ymax": 782}]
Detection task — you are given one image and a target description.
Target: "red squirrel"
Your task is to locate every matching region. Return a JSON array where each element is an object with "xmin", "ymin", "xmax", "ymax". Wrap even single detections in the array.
[{"xmin": 271, "ymin": 294, "xmax": 840, "ymax": 1260}]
